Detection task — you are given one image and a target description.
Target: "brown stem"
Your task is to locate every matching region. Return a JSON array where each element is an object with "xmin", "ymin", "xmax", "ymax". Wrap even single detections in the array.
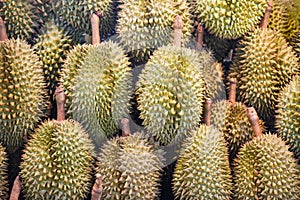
[
  {"xmin": 9, "ymin": 175, "xmax": 21, "ymax": 200},
  {"xmin": 0, "ymin": 17, "xmax": 8, "ymax": 42},
  {"xmin": 228, "ymin": 78, "xmax": 237, "ymax": 104},
  {"xmin": 91, "ymin": 174, "xmax": 103, "ymax": 200},
  {"xmin": 121, "ymin": 118, "xmax": 131, "ymax": 137},
  {"xmin": 91, "ymin": 12, "xmax": 102, "ymax": 45},
  {"xmin": 173, "ymin": 15, "xmax": 183, "ymax": 48},
  {"xmin": 55, "ymin": 87, "xmax": 66, "ymax": 122},
  {"xmin": 247, "ymin": 107, "xmax": 263, "ymax": 137},
  {"xmin": 260, "ymin": 0, "xmax": 273, "ymax": 29},
  {"xmin": 203, "ymin": 98, "xmax": 212, "ymax": 126},
  {"xmin": 196, "ymin": 23, "xmax": 204, "ymax": 51}
]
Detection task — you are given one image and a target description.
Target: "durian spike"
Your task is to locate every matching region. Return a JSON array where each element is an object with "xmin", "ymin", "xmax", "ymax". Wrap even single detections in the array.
[
  {"xmin": 247, "ymin": 107, "xmax": 263, "ymax": 137},
  {"xmin": 121, "ymin": 118, "xmax": 131, "ymax": 137},
  {"xmin": 55, "ymin": 87, "xmax": 66, "ymax": 122},
  {"xmin": 0, "ymin": 17, "xmax": 8, "ymax": 41},
  {"xmin": 203, "ymin": 98, "xmax": 212, "ymax": 126},
  {"xmin": 228, "ymin": 78, "xmax": 237, "ymax": 104},
  {"xmin": 91, "ymin": 12, "xmax": 102, "ymax": 45},
  {"xmin": 260, "ymin": 0, "xmax": 273, "ymax": 29},
  {"xmin": 9, "ymin": 175, "xmax": 21, "ymax": 200},
  {"xmin": 173, "ymin": 15, "xmax": 183, "ymax": 48},
  {"xmin": 91, "ymin": 174, "xmax": 103, "ymax": 200},
  {"xmin": 196, "ymin": 23, "xmax": 204, "ymax": 51}
]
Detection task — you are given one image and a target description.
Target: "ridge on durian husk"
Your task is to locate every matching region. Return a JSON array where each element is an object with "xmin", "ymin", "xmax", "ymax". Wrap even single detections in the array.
[
  {"xmin": 173, "ymin": 125, "xmax": 233, "ymax": 200},
  {"xmin": 0, "ymin": 38, "xmax": 45, "ymax": 153},
  {"xmin": 136, "ymin": 45, "xmax": 206, "ymax": 145},
  {"xmin": 20, "ymin": 119, "xmax": 95, "ymax": 200},
  {"xmin": 66, "ymin": 41, "xmax": 132, "ymax": 145},
  {"xmin": 0, "ymin": 144, "xmax": 8, "ymax": 199},
  {"xmin": 117, "ymin": 0, "xmax": 192, "ymax": 63},
  {"xmin": 229, "ymin": 28, "xmax": 298, "ymax": 122},
  {"xmin": 234, "ymin": 134, "xmax": 300, "ymax": 199},
  {"xmin": 188, "ymin": 0, "xmax": 267, "ymax": 39},
  {"xmin": 97, "ymin": 132, "xmax": 164, "ymax": 200},
  {"xmin": 276, "ymin": 75, "xmax": 300, "ymax": 159}
]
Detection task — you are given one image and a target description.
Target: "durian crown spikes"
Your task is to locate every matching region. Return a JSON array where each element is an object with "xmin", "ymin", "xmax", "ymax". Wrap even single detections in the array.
[{"xmin": 0, "ymin": 17, "xmax": 8, "ymax": 42}]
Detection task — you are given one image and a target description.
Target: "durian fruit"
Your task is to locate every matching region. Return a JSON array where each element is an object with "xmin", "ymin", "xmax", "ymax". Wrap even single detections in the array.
[
  {"xmin": 276, "ymin": 75, "xmax": 300, "ymax": 158},
  {"xmin": 203, "ymin": 61, "xmax": 224, "ymax": 100},
  {"xmin": 233, "ymin": 134, "xmax": 300, "ymax": 199},
  {"xmin": 229, "ymin": 28, "xmax": 299, "ymax": 122},
  {"xmin": 97, "ymin": 133, "xmax": 164, "ymax": 200},
  {"xmin": 136, "ymin": 45, "xmax": 206, "ymax": 145},
  {"xmin": 20, "ymin": 119, "xmax": 95, "ymax": 200},
  {"xmin": 0, "ymin": 144, "xmax": 8, "ymax": 199},
  {"xmin": 188, "ymin": 0, "xmax": 267, "ymax": 39},
  {"xmin": 0, "ymin": 38, "xmax": 45, "ymax": 152},
  {"xmin": 117, "ymin": 0, "xmax": 192, "ymax": 63},
  {"xmin": 172, "ymin": 125, "xmax": 233, "ymax": 199},
  {"xmin": 289, "ymin": 31, "xmax": 300, "ymax": 59}
]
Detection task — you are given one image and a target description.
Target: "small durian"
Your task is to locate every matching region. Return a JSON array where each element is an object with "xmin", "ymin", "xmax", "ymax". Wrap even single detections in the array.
[
  {"xmin": 0, "ymin": 38, "xmax": 45, "ymax": 152},
  {"xmin": 97, "ymin": 133, "xmax": 164, "ymax": 200},
  {"xmin": 20, "ymin": 119, "xmax": 95, "ymax": 200},
  {"xmin": 172, "ymin": 124, "xmax": 233, "ymax": 199},
  {"xmin": 0, "ymin": 144, "xmax": 8, "ymax": 199},
  {"xmin": 276, "ymin": 75, "xmax": 300, "ymax": 158}
]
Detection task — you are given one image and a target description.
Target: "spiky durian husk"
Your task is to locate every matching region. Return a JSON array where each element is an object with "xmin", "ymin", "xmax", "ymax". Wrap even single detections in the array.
[
  {"xmin": 117, "ymin": 0, "xmax": 192, "ymax": 63},
  {"xmin": 20, "ymin": 120, "xmax": 95, "ymax": 200},
  {"xmin": 289, "ymin": 31, "xmax": 300, "ymax": 59},
  {"xmin": 136, "ymin": 45, "xmax": 206, "ymax": 145},
  {"xmin": 234, "ymin": 134, "xmax": 300, "ymax": 199},
  {"xmin": 276, "ymin": 75, "xmax": 300, "ymax": 158},
  {"xmin": 203, "ymin": 61, "xmax": 224, "ymax": 99},
  {"xmin": 29, "ymin": 0, "xmax": 56, "ymax": 21},
  {"xmin": 0, "ymin": 144, "xmax": 8, "ymax": 199},
  {"xmin": 34, "ymin": 21, "xmax": 72, "ymax": 99},
  {"xmin": 68, "ymin": 41, "xmax": 132, "ymax": 145},
  {"xmin": 0, "ymin": 38, "xmax": 45, "ymax": 152},
  {"xmin": 188, "ymin": 0, "xmax": 267, "ymax": 39},
  {"xmin": 173, "ymin": 125, "xmax": 233, "ymax": 199},
  {"xmin": 97, "ymin": 133, "xmax": 164, "ymax": 200},
  {"xmin": 229, "ymin": 28, "xmax": 298, "ymax": 122}
]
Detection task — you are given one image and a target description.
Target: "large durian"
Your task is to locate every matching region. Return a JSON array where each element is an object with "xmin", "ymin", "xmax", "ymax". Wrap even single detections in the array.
[
  {"xmin": 117, "ymin": 0, "xmax": 192, "ymax": 63},
  {"xmin": 172, "ymin": 124, "xmax": 233, "ymax": 199},
  {"xmin": 136, "ymin": 45, "xmax": 206, "ymax": 145},
  {"xmin": 97, "ymin": 133, "xmax": 164, "ymax": 200},
  {"xmin": 20, "ymin": 119, "xmax": 95, "ymax": 200},
  {"xmin": 0, "ymin": 144, "xmax": 8, "ymax": 199},
  {"xmin": 188, "ymin": 0, "xmax": 267, "ymax": 39},
  {"xmin": 233, "ymin": 134, "xmax": 300, "ymax": 199},
  {"xmin": 276, "ymin": 75, "xmax": 300, "ymax": 158},
  {"xmin": 229, "ymin": 28, "xmax": 299, "ymax": 122},
  {"xmin": 0, "ymin": 38, "xmax": 45, "ymax": 152}
]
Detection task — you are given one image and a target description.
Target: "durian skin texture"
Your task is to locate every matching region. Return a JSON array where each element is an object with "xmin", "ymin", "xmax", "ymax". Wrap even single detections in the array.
[
  {"xmin": 276, "ymin": 75, "xmax": 300, "ymax": 158},
  {"xmin": 0, "ymin": 38, "xmax": 45, "ymax": 152},
  {"xmin": 173, "ymin": 125, "xmax": 233, "ymax": 200},
  {"xmin": 0, "ymin": 144, "xmax": 8, "ymax": 199},
  {"xmin": 20, "ymin": 120, "xmax": 95, "ymax": 200},
  {"xmin": 97, "ymin": 133, "xmax": 164, "ymax": 200},
  {"xmin": 234, "ymin": 134, "xmax": 300, "ymax": 199}
]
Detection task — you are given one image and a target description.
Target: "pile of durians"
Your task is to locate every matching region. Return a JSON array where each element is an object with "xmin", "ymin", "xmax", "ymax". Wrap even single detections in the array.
[{"xmin": 0, "ymin": 0, "xmax": 299, "ymax": 199}]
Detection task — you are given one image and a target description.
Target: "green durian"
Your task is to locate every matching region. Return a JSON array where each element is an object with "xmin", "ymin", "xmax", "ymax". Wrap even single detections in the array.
[
  {"xmin": 117, "ymin": 0, "xmax": 192, "ymax": 63},
  {"xmin": 229, "ymin": 28, "xmax": 298, "ymax": 122},
  {"xmin": 0, "ymin": 38, "xmax": 45, "ymax": 152},
  {"xmin": 136, "ymin": 45, "xmax": 206, "ymax": 145},
  {"xmin": 97, "ymin": 133, "xmax": 164, "ymax": 200},
  {"xmin": 0, "ymin": 144, "xmax": 8, "ymax": 199},
  {"xmin": 173, "ymin": 125, "xmax": 233, "ymax": 199},
  {"xmin": 233, "ymin": 134, "xmax": 300, "ymax": 199},
  {"xmin": 188, "ymin": 0, "xmax": 267, "ymax": 39},
  {"xmin": 276, "ymin": 75, "xmax": 300, "ymax": 158},
  {"xmin": 20, "ymin": 119, "xmax": 95, "ymax": 200}
]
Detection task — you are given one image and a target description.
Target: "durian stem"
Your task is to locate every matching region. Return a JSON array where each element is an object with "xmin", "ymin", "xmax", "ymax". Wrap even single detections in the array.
[
  {"xmin": 91, "ymin": 12, "xmax": 102, "ymax": 45},
  {"xmin": 55, "ymin": 87, "xmax": 66, "ymax": 122},
  {"xmin": 196, "ymin": 23, "xmax": 204, "ymax": 51},
  {"xmin": 173, "ymin": 16, "xmax": 183, "ymax": 48},
  {"xmin": 228, "ymin": 78, "xmax": 237, "ymax": 104},
  {"xmin": 121, "ymin": 118, "xmax": 131, "ymax": 137},
  {"xmin": 91, "ymin": 174, "xmax": 103, "ymax": 200},
  {"xmin": 247, "ymin": 107, "xmax": 263, "ymax": 137},
  {"xmin": 203, "ymin": 98, "xmax": 212, "ymax": 126},
  {"xmin": 260, "ymin": 0, "xmax": 273, "ymax": 29},
  {"xmin": 9, "ymin": 175, "xmax": 21, "ymax": 200},
  {"xmin": 0, "ymin": 17, "xmax": 8, "ymax": 41}
]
